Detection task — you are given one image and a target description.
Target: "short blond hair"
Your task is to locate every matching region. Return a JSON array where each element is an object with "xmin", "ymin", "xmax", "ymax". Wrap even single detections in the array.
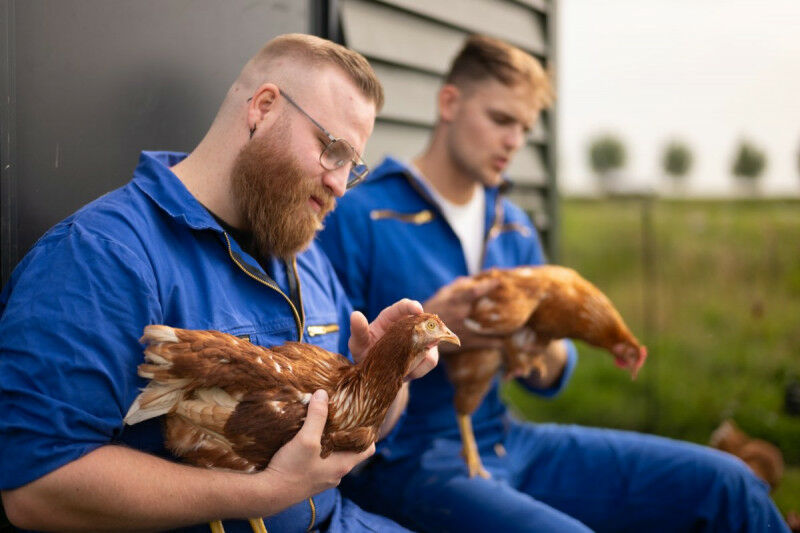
[
  {"xmin": 249, "ymin": 34, "xmax": 384, "ymax": 111},
  {"xmin": 445, "ymin": 35, "xmax": 553, "ymax": 109}
]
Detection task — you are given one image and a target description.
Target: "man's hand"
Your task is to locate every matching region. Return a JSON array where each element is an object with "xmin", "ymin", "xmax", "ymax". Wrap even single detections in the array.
[
  {"xmin": 423, "ymin": 277, "xmax": 503, "ymax": 353},
  {"xmin": 263, "ymin": 390, "xmax": 374, "ymax": 505},
  {"xmin": 348, "ymin": 298, "xmax": 438, "ymax": 381},
  {"xmin": 518, "ymin": 339, "xmax": 569, "ymax": 389}
]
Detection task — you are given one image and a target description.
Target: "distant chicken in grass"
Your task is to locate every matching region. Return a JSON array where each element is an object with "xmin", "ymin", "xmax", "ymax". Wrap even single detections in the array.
[
  {"xmin": 710, "ymin": 418, "xmax": 784, "ymax": 491},
  {"xmin": 124, "ymin": 313, "xmax": 458, "ymax": 472},
  {"xmin": 442, "ymin": 265, "xmax": 647, "ymax": 478},
  {"xmin": 787, "ymin": 510, "xmax": 800, "ymax": 533}
]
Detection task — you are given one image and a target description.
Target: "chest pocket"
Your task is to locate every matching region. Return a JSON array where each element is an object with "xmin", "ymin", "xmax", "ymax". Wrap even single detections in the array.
[
  {"xmin": 304, "ymin": 317, "xmax": 342, "ymax": 354},
  {"xmin": 215, "ymin": 316, "xmax": 343, "ymax": 355},
  {"xmin": 220, "ymin": 317, "xmax": 299, "ymax": 350}
]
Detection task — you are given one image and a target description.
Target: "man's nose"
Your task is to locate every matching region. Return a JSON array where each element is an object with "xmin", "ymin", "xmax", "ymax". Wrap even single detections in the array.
[
  {"xmin": 321, "ymin": 166, "xmax": 348, "ymax": 198},
  {"xmin": 504, "ymin": 127, "xmax": 526, "ymax": 152}
]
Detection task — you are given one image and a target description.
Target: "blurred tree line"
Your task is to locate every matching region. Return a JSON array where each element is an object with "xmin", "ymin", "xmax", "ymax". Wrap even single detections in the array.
[{"xmin": 587, "ymin": 135, "xmax": 771, "ymax": 192}]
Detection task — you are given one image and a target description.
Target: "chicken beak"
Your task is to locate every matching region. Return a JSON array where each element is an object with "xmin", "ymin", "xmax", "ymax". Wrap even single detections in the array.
[{"xmin": 439, "ymin": 326, "xmax": 461, "ymax": 347}]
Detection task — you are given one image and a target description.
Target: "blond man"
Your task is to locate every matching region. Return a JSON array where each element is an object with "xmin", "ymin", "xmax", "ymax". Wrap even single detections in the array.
[{"xmin": 319, "ymin": 35, "xmax": 788, "ymax": 532}]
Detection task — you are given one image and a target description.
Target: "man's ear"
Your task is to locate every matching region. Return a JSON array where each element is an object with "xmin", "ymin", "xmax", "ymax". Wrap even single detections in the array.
[
  {"xmin": 438, "ymin": 84, "xmax": 461, "ymax": 123},
  {"xmin": 247, "ymin": 83, "xmax": 280, "ymax": 136}
]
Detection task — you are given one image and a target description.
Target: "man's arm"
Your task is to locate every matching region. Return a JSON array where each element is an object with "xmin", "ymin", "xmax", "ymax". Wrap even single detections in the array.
[{"xmin": 2, "ymin": 390, "xmax": 373, "ymax": 532}]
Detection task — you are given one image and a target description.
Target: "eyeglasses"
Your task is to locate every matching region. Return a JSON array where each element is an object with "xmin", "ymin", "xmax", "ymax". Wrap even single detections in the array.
[{"xmin": 277, "ymin": 89, "xmax": 369, "ymax": 189}]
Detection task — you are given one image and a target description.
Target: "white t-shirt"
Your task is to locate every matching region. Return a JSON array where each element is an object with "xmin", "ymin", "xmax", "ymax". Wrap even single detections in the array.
[{"xmin": 420, "ymin": 172, "xmax": 486, "ymax": 275}]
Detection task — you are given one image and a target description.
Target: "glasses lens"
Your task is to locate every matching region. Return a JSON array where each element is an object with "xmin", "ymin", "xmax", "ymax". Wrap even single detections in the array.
[
  {"xmin": 322, "ymin": 139, "xmax": 369, "ymax": 189},
  {"xmin": 322, "ymin": 140, "xmax": 352, "ymax": 170},
  {"xmin": 346, "ymin": 163, "xmax": 369, "ymax": 189}
]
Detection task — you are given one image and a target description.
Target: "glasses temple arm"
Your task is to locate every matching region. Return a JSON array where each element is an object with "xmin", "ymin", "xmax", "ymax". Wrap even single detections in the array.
[{"xmin": 278, "ymin": 89, "xmax": 336, "ymax": 141}]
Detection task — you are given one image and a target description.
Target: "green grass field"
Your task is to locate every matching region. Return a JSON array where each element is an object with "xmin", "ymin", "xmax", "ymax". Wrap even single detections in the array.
[{"xmin": 504, "ymin": 197, "xmax": 800, "ymax": 513}]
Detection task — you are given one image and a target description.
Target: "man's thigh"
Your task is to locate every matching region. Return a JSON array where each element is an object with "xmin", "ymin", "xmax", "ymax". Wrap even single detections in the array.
[
  {"xmin": 403, "ymin": 469, "xmax": 593, "ymax": 532},
  {"xmin": 505, "ymin": 422, "xmax": 779, "ymax": 533},
  {"xmin": 342, "ymin": 438, "xmax": 592, "ymax": 533},
  {"xmin": 326, "ymin": 494, "xmax": 413, "ymax": 533}
]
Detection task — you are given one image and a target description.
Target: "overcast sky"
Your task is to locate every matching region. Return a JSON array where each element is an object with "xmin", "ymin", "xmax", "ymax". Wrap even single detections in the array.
[{"xmin": 556, "ymin": 0, "xmax": 800, "ymax": 196}]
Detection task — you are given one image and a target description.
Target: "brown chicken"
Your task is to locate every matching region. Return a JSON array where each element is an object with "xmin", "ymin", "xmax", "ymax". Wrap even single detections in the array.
[
  {"xmin": 124, "ymin": 313, "xmax": 457, "ymax": 533},
  {"xmin": 787, "ymin": 511, "xmax": 800, "ymax": 533},
  {"xmin": 442, "ymin": 265, "xmax": 647, "ymax": 478},
  {"xmin": 124, "ymin": 313, "xmax": 458, "ymax": 472},
  {"xmin": 709, "ymin": 418, "xmax": 784, "ymax": 491}
]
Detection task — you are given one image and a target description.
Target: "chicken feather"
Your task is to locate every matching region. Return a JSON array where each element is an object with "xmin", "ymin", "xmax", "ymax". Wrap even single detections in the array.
[{"xmin": 125, "ymin": 314, "xmax": 459, "ymax": 473}]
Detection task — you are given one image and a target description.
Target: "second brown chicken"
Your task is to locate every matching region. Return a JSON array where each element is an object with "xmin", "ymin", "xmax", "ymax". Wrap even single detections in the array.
[{"xmin": 442, "ymin": 265, "xmax": 647, "ymax": 478}]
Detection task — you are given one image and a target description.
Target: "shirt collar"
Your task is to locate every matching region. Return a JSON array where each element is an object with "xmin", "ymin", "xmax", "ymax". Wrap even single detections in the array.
[
  {"xmin": 375, "ymin": 155, "xmax": 510, "ymax": 192},
  {"xmin": 375, "ymin": 155, "xmax": 505, "ymax": 216},
  {"xmin": 131, "ymin": 151, "xmax": 223, "ymax": 232}
]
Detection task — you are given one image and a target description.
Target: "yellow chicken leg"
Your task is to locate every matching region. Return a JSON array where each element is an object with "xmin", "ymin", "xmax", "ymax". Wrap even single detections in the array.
[
  {"xmin": 457, "ymin": 414, "xmax": 490, "ymax": 479},
  {"xmin": 249, "ymin": 518, "xmax": 268, "ymax": 533},
  {"xmin": 208, "ymin": 518, "xmax": 267, "ymax": 533}
]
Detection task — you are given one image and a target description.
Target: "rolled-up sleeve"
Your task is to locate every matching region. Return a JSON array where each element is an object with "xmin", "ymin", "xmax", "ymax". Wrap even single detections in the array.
[{"xmin": 0, "ymin": 227, "xmax": 160, "ymax": 489}]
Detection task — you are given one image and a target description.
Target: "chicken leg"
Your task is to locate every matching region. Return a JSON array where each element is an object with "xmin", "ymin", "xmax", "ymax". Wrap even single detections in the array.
[
  {"xmin": 443, "ymin": 349, "xmax": 502, "ymax": 478},
  {"xmin": 457, "ymin": 414, "xmax": 490, "ymax": 479},
  {"xmin": 208, "ymin": 518, "xmax": 267, "ymax": 533}
]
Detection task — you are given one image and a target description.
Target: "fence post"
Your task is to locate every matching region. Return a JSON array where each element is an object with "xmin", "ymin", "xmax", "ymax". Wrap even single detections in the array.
[{"xmin": 641, "ymin": 195, "xmax": 658, "ymax": 432}]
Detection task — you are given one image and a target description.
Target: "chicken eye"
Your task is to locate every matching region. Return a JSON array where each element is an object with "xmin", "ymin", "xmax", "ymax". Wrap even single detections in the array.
[{"xmin": 426, "ymin": 321, "xmax": 436, "ymax": 330}]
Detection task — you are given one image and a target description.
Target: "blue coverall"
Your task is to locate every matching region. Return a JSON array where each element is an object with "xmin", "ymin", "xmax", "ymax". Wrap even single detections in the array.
[
  {"xmin": 318, "ymin": 156, "xmax": 789, "ymax": 533},
  {"xmin": 0, "ymin": 152, "xmax": 409, "ymax": 533}
]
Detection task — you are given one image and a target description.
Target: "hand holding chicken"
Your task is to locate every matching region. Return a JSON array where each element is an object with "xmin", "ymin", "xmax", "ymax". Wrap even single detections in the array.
[
  {"xmin": 124, "ymin": 304, "xmax": 457, "ymax": 530},
  {"xmin": 464, "ymin": 266, "xmax": 647, "ymax": 377},
  {"xmin": 349, "ymin": 298, "xmax": 440, "ymax": 381}
]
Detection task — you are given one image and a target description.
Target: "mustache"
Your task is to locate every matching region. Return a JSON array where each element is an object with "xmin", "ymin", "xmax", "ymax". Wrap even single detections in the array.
[{"xmin": 310, "ymin": 187, "xmax": 336, "ymax": 214}]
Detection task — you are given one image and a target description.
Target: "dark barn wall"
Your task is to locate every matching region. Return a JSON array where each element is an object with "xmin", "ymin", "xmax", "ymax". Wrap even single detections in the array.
[{"xmin": 1, "ymin": 0, "xmax": 312, "ymax": 284}]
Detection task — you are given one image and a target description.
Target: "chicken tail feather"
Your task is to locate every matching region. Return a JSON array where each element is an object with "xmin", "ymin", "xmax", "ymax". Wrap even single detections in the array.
[
  {"xmin": 140, "ymin": 324, "xmax": 181, "ymax": 345},
  {"xmin": 124, "ymin": 379, "xmax": 189, "ymax": 425}
]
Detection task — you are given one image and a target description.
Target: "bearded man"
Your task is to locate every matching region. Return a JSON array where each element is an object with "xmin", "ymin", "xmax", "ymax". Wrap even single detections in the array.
[{"xmin": 0, "ymin": 34, "xmax": 436, "ymax": 532}]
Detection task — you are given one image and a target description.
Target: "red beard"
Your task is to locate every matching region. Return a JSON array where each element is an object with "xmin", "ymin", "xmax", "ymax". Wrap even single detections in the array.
[{"xmin": 231, "ymin": 122, "xmax": 335, "ymax": 260}]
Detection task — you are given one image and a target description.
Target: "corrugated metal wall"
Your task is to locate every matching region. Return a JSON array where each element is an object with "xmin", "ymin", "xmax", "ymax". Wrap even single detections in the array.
[{"xmin": 339, "ymin": 0, "xmax": 559, "ymax": 258}]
